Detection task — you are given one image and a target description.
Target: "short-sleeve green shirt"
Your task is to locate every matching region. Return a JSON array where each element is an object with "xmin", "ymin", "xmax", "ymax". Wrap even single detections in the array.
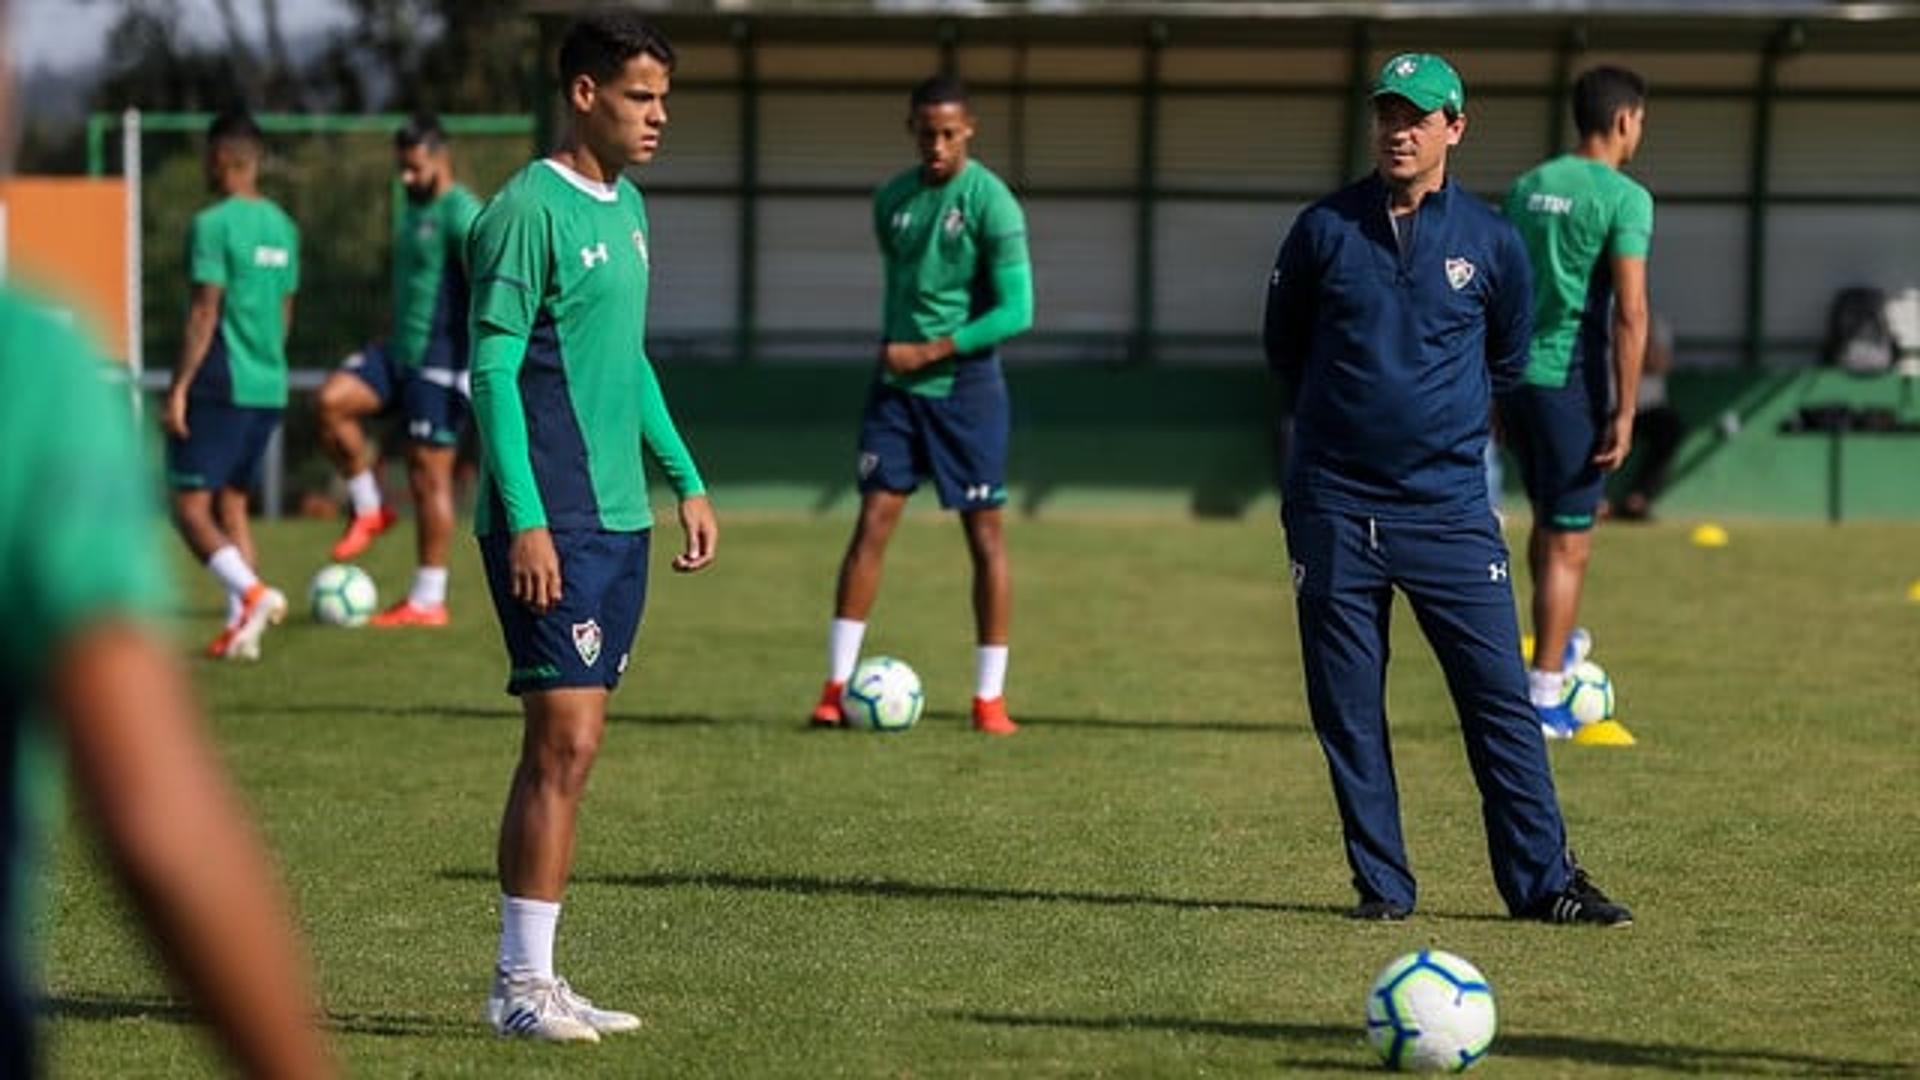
[
  {"xmin": 1504, "ymin": 155, "xmax": 1653, "ymax": 388},
  {"xmin": 391, "ymin": 184, "xmax": 483, "ymax": 371},
  {"xmin": 186, "ymin": 195, "xmax": 301, "ymax": 406},
  {"xmin": 873, "ymin": 160, "xmax": 1029, "ymax": 397}
]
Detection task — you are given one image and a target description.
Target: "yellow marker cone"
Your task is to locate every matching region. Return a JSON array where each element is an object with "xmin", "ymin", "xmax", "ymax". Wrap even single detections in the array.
[
  {"xmin": 1572, "ymin": 720, "xmax": 1637, "ymax": 747},
  {"xmin": 1520, "ymin": 633, "xmax": 1535, "ymax": 663},
  {"xmin": 1907, "ymin": 579, "xmax": 1920, "ymax": 603},
  {"xmin": 1690, "ymin": 523, "xmax": 1730, "ymax": 548}
]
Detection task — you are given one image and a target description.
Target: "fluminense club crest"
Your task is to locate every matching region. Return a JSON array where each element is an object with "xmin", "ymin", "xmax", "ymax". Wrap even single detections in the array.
[
  {"xmin": 572, "ymin": 619, "xmax": 603, "ymax": 667},
  {"xmin": 1445, "ymin": 257, "xmax": 1476, "ymax": 291}
]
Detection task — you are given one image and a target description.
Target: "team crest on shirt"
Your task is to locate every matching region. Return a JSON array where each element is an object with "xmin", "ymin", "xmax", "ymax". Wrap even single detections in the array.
[
  {"xmin": 942, "ymin": 206, "xmax": 966, "ymax": 238},
  {"xmin": 1445, "ymin": 257, "xmax": 1476, "ymax": 291},
  {"xmin": 857, "ymin": 451, "xmax": 880, "ymax": 480},
  {"xmin": 572, "ymin": 619, "xmax": 603, "ymax": 667},
  {"xmin": 1290, "ymin": 559, "xmax": 1307, "ymax": 591},
  {"xmin": 632, "ymin": 229, "xmax": 649, "ymax": 267}
]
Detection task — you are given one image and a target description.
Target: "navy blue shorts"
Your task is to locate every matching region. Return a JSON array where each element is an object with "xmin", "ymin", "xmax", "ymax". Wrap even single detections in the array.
[
  {"xmin": 1498, "ymin": 371, "xmax": 1608, "ymax": 532},
  {"xmin": 479, "ymin": 529, "xmax": 650, "ymax": 696},
  {"xmin": 164, "ymin": 400, "xmax": 281, "ymax": 491},
  {"xmin": 340, "ymin": 341, "xmax": 469, "ymax": 448},
  {"xmin": 857, "ymin": 363, "xmax": 1009, "ymax": 511}
]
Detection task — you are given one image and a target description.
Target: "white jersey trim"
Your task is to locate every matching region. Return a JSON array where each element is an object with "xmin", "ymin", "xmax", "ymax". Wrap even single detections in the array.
[{"xmin": 542, "ymin": 158, "xmax": 620, "ymax": 204}]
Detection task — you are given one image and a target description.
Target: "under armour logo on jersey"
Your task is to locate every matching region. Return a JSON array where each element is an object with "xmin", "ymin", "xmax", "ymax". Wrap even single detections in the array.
[
  {"xmin": 1445, "ymin": 257, "xmax": 1476, "ymax": 291},
  {"xmin": 1489, "ymin": 560, "xmax": 1509, "ymax": 582},
  {"xmin": 891, "ymin": 210, "xmax": 913, "ymax": 232},
  {"xmin": 252, "ymin": 245, "xmax": 290, "ymax": 268},
  {"xmin": 963, "ymin": 483, "xmax": 995, "ymax": 503},
  {"xmin": 580, "ymin": 242, "xmax": 609, "ymax": 268}
]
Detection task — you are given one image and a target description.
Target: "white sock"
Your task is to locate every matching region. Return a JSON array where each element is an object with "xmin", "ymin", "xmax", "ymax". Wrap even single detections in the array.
[
  {"xmin": 347, "ymin": 470, "xmax": 382, "ymax": 517},
  {"xmin": 1528, "ymin": 668, "xmax": 1567, "ymax": 708},
  {"xmin": 206, "ymin": 545, "xmax": 259, "ymax": 597},
  {"xmin": 976, "ymin": 644, "xmax": 1009, "ymax": 700},
  {"xmin": 497, "ymin": 894, "xmax": 559, "ymax": 979},
  {"xmin": 828, "ymin": 618, "xmax": 866, "ymax": 684},
  {"xmin": 409, "ymin": 566, "xmax": 449, "ymax": 607}
]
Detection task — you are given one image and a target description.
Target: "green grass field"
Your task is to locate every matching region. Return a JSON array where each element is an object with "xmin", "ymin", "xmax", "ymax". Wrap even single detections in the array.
[{"xmin": 41, "ymin": 514, "xmax": 1920, "ymax": 1078}]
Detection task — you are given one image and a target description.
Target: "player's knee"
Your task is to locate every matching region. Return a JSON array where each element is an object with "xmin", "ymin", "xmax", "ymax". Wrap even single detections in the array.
[
  {"xmin": 526, "ymin": 728, "xmax": 602, "ymax": 794},
  {"xmin": 1545, "ymin": 530, "xmax": 1593, "ymax": 569}
]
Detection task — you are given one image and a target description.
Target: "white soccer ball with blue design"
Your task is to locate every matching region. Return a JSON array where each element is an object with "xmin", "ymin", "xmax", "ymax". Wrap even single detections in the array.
[
  {"xmin": 841, "ymin": 656, "xmax": 924, "ymax": 732},
  {"xmin": 1366, "ymin": 949, "xmax": 1497, "ymax": 1072},
  {"xmin": 309, "ymin": 563, "xmax": 377, "ymax": 627},
  {"xmin": 1564, "ymin": 659, "xmax": 1616, "ymax": 726}
]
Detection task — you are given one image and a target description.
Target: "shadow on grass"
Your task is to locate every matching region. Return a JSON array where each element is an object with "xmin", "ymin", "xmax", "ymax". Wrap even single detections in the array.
[
  {"xmin": 43, "ymin": 993, "xmax": 473, "ymax": 1040},
  {"xmin": 264, "ymin": 702, "xmax": 729, "ymax": 727},
  {"xmin": 950, "ymin": 1011, "xmax": 1910, "ymax": 1077},
  {"xmin": 920, "ymin": 709, "xmax": 1314, "ymax": 736},
  {"xmin": 439, "ymin": 866, "xmax": 1349, "ymax": 917}
]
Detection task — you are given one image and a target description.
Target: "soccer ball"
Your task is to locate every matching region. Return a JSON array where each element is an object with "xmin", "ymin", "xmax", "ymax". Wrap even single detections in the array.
[
  {"xmin": 309, "ymin": 563, "xmax": 377, "ymax": 627},
  {"xmin": 840, "ymin": 657, "xmax": 924, "ymax": 732},
  {"xmin": 1564, "ymin": 659, "xmax": 1616, "ymax": 725},
  {"xmin": 1366, "ymin": 949, "xmax": 1497, "ymax": 1072}
]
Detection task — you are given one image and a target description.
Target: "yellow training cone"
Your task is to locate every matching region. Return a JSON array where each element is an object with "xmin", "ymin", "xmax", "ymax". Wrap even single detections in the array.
[
  {"xmin": 1907, "ymin": 579, "xmax": 1920, "ymax": 603},
  {"xmin": 1572, "ymin": 720, "xmax": 1637, "ymax": 747},
  {"xmin": 1520, "ymin": 633, "xmax": 1535, "ymax": 663},
  {"xmin": 1690, "ymin": 523, "xmax": 1730, "ymax": 548}
]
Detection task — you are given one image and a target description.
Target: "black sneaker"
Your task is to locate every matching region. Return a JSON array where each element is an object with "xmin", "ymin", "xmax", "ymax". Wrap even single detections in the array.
[
  {"xmin": 1525, "ymin": 867, "xmax": 1633, "ymax": 927},
  {"xmin": 1348, "ymin": 898, "xmax": 1411, "ymax": 922}
]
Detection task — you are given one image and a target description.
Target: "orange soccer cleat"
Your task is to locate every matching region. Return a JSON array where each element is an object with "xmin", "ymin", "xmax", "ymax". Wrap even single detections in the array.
[
  {"xmin": 370, "ymin": 599, "xmax": 449, "ymax": 628},
  {"xmin": 206, "ymin": 583, "xmax": 287, "ymax": 661},
  {"xmin": 809, "ymin": 681, "xmax": 846, "ymax": 728},
  {"xmin": 970, "ymin": 696, "xmax": 1018, "ymax": 736},
  {"xmin": 330, "ymin": 506, "xmax": 398, "ymax": 561}
]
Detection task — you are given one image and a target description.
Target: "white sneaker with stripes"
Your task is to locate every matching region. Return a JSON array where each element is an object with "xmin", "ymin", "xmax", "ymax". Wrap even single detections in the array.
[
  {"xmin": 555, "ymin": 976, "xmax": 643, "ymax": 1034},
  {"xmin": 487, "ymin": 969, "xmax": 600, "ymax": 1043}
]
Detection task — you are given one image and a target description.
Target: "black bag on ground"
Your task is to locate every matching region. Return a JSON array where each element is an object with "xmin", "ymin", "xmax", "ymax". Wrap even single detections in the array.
[{"xmin": 1823, "ymin": 287, "xmax": 1893, "ymax": 374}]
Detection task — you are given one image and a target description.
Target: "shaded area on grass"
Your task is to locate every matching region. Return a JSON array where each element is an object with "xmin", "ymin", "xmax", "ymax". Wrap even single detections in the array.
[
  {"xmin": 920, "ymin": 709, "xmax": 1314, "ymax": 736},
  {"xmin": 952, "ymin": 1011, "xmax": 1912, "ymax": 1077},
  {"xmin": 440, "ymin": 866, "xmax": 1349, "ymax": 917},
  {"xmin": 44, "ymin": 992, "xmax": 474, "ymax": 1040}
]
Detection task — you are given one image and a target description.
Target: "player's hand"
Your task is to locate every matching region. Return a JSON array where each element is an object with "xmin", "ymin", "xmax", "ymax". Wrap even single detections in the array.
[
  {"xmin": 881, "ymin": 339, "xmax": 953, "ymax": 375},
  {"xmin": 162, "ymin": 389, "xmax": 190, "ymax": 439},
  {"xmin": 1592, "ymin": 410, "xmax": 1635, "ymax": 472},
  {"xmin": 672, "ymin": 495, "xmax": 717, "ymax": 573},
  {"xmin": 509, "ymin": 527, "xmax": 563, "ymax": 613}
]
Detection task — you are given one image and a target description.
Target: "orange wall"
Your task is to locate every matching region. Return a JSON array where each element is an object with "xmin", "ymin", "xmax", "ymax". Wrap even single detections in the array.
[{"xmin": 0, "ymin": 178, "xmax": 130, "ymax": 362}]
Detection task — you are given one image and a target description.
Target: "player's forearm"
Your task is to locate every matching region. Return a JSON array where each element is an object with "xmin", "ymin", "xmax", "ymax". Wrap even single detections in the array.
[
  {"xmin": 1612, "ymin": 302, "xmax": 1648, "ymax": 417},
  {"xmin": 471, "ymin": 329, "xmax": 549, "ymax": 531},
  {"xmin": 638, "ymin": 358, "xmax": 706, "ymax": 498},
  {"xmin": 52, "ymin": 625, "xmax": 333, "ymax": 1080},
  {"xmin": 949, "ymin": 262, "xmax": 1033, "ymax": 355},
  {"xmin": 172, "ymin": 301, "xmax": 221, "ymax": 394}
]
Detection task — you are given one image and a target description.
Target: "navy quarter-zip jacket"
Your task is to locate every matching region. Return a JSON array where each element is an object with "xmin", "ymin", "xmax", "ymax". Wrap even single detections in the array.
[{"xmin": 1264, "ymin": 173, "xmax": 1533, "ymax": 519}]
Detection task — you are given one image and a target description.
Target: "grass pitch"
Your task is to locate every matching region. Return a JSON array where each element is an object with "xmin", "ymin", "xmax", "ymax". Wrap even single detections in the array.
[{"xmin": 42, "ymin": 514, "xmax": 1920, "ymax": 1077}]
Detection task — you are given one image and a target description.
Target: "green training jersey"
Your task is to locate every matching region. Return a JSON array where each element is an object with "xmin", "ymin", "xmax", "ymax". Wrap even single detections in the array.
[
  {"xmin": 1504, "ymin": 154, "xmax": 1653, "ymax": 388},
  {"xmin": 391, "ymin": 184, "xmax": 483, "ymax": 371},
  {"xmin": 468, "ymin": 159, "xmax": 705, "ymax": 537},
  {"xmin": 0, "ymin": 289, "xmax": 172, "ymax": 1014},
  {"xmin": 186, "ymin": 195, "xmax": 300, "ymax": 407},
  {"xmin": 873, "ymin": 159, "xmax": 1030, "ymax": 397}
]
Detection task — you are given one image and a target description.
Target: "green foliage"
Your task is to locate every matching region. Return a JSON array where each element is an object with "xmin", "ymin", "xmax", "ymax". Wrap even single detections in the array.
[{"xmin": 42, "ymin": 517, "xmax": 1920, "ymax": 1077}]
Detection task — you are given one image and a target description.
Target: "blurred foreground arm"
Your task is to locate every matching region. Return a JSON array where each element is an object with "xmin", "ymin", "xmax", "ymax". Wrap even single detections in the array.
[{"xmin": 49, "ymin": 625, "xmax": 333, "ymax": 1080}]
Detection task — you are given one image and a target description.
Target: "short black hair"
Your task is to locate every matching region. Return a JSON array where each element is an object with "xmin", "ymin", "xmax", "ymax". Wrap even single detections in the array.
[
  {"xmin": 395, "ymin": 112, "xmax": 447, "ymax": 151},
  {"xmin": 1571, "ymin": 66, "xmax": 1647, "ymax": 138},
  {"xmin": 909, "ymin": 74, "xmax": 969, "ymax": 111},
  {"xmin": 558, "ymin": 11, "xmax": 675, "ymax": 86},
  {"xmin": 207, "ymin": 108, "xmax": 264, "ymax": 150}
]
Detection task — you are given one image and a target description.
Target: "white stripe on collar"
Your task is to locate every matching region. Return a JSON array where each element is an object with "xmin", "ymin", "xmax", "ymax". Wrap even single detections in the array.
[{"xmin": 542, "ymin": 158, "xmax": 621, "ymax": 203}]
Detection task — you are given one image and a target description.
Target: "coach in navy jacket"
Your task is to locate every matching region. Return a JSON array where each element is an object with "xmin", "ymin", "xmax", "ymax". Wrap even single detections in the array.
[{"xmin": 1262, "ymin": 53, "xmax": 1634, "ymax": 928}]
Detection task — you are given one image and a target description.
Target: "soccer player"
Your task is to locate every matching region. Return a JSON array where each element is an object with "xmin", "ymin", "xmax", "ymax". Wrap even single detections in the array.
[
  {"xmin": 807, "ymin": 75, "xmax": 1034, "ymax": 735},
  {"xmin": 1501, "ymin": 66, "xmax": 1653, "ymax": 737},
  {"xmin": 162, "ymin": 110, "xmax": 300, "ymax": 660},
  {"xmin": 467, "ymin": 13, "xmax": 717, "ymax": 1041},
  {"xmin": 314, "ymin": 114, "xmax": 485, "ymax": 626},
  {"xmin": 1264, "ymin": 53, "xmax": 1633, "ymax": 926}
]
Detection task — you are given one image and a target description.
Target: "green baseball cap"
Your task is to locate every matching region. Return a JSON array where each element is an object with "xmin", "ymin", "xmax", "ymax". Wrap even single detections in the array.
[{"xmin": 1371, "ymin": 53, "xmax": 1466, "ymax": 116}]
